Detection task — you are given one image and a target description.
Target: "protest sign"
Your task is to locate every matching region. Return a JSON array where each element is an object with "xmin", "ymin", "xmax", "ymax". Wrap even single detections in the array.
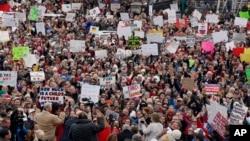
[
  {"xmin": 146, "ymin": 30, "xmax": 163, "ymax": 43},
  {"xmin": 0, "ymin": 71, "xmax": 17, "ymax": 86},
  {"xmin": 95, "ymin": 50, "xmax": 108, "ymax": 59},
  {"xmin": 38, "ymin": 5, "xmax": 46, "ymax": 18},
  {"xmin": 120, "ymin": 13, "xmax": 129, "ymax": 20},
  {"xmin": 166, "ymin": 40, "xmax": 179, "ymax": 54},
  {"xmin": 99, "ymin": 76, "xmax": 116, "ymax": 89},
  {"xmin": 39, "ymin": 87, "xmax": 64, "ymax": 105},
  {"xmin": 36, "ymin": 22, "xmax": 45, "ymax": 35},
  {"xmin": 141, "ymin": 44, "xmax": 159, "ymax": 56},
  {"xmin": 182, "ymin": 78, "xmax": 195, "ymax": 90},
  {"xmin": 23, "ymin": 54, "xmax": 38, "ymax": 68},
  {"xmin": 133, "ymin": 20, "xmax": 142, "ymax": 29},
  {"xmin": 2, "ymin": 17, "xmax": 18, "ymax": 27},
  {"xmin": 229, "ymin": 102, "xmax": 248, "ymax": 125},
  {"xmin": 15, "ymin": 12, "xmax": 26, "ymax": 21},
  {"xmin": 111, "ymin": 3, "xmax": 120, "ymax": 11},
  {"xmin": 170, "ymin": 3, "xmax": 179, "ymax": 11},
  {"xmin": 128, "ymin": 36, "xmax": 140, "ymax": 49},
  {"xmin": 225, "ymin": 41, "xmax": 235, "ymax": 51},
  {"xmin": 239, "ymin": 11, "xmax": 249, "ymax": 19},
  {"xmin": 89, "ymin": 26, "xmax": 99, "ymax": 34},
  {"xmin": 123, "ymin": 84, "xmax": 141, "ymax": 99},
  {"xmin": 204, "ymin": 84, "xmax": 220, "ymax": 95},
  {"xmin": 0, "ymin": 31, "xmax": 9, "ymax": 42},
  {"xmin": 29, "ymin": 7, "xmax": 40, "ymax": 21},
  {"xmin": 232, "ymin": 33, "xmax": 246, "ymax": 42},
  {"xmin": 12, "ymin": 46, "xmax": 30, "ymax": 60},
  {"xmin": 212, "ymin": 31, "xmax": 228, "ymax": 43},
  {"xmin": 62, "ymin": 4, "xmax": 71, "ymax": 12},
  {"xmin": 65, "ymin": 13, "xmax": 76, "ymax": 22},
  {"xmin": 30, "ymin": 71, "xmax": 45, "ymax": 82},
  {"xmin": 193, "ymin": 9, "xmax": 202, "ymax": 20},
  {"xmin": 246, "ymin": 67, "xmax": 250, "ymax": 81},
  {"xmin": 106, "ymin": 109, "xmax": 119, "ymax": 121},
  {"xmin": 153, "ymin": 16, "xmax": 163, "ymax": 27},
  {"xmin": 71, "ymin": 3, "xmax": 82, "ymax": 10},
  {"xmin": 206, "ymin": 14, "xmax": 219, "ymax": 23},
  {"xmin": 81, "ymin": 84, "xmax": 100, "ymax": 103},
  {"xmin": 234, "ymin": 17, "xmax": 247, "ymax": 27},
  {"xmin": 134, "ymin": 31, "xmax": 144, "ymax": 38},
  {"xmin": 202, "ymin": 41, "xmax": 214, "ymax": 53},
  {"xmin": 69, "ymin": 40, "xmax": 85, "ymax": 52},
  {"xmin": 197, "ymin": 23, "xmax": 208, "ymax": 37},
  {"xmin": 206, "ymin": 101, "xmax": 228, "ymax": 139},
  {"xmin": 89, "ymin": 7, "xmax": 100, "ymax": 17},
  {"xmin": 240, "ymin": 54, "xmax": 250, "ymax": 63},
  {"xmin": 186, "ymin": 36, "xmax": 195, "ymax": 47},
  {"xmin": 117, "ymin": 26, "xmax": 132, "ymax": 40},
  {"xmin": 167, "ymin": 10, "xmax": 176, "ymax": 23}
]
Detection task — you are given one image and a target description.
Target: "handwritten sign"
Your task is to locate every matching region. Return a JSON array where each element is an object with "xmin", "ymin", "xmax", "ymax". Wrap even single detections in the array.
[
  {"xmin": 29, "ymin": 7, "xmax": 40, "ymax": 21},
  {"xmin": 229, "ymin": 103, "xmax": 248, "ymax": 125},
  {"xmin": 128, "ymin": 36, "xmax": 140, "ymax": 49},
  {"xmin": 69, "ymin": 40, "xmax": 85, "ymax": 52},
  {"xmin": 99, "ymin": 76, "xmax": 116, "ymax": 89},
  {"xmin": 30, "ymin": 71, "xmax": 45, "ymax": 82},
  {"xmin": 81, "ymin": 84, "xmax": 100, "ymax": 103},
  {"xmin": 0, "ymin": 71, "xmax": 17, "ymax": 86},
  {"xmin": 39, "ymin": 87, "xmax": 64, "ymax": 106},
  {"xmin": 12, "ymin": 46, "xmax": 30, "ymax": 60},
  {"xmin": 123, "ymin": 84, "xmax": 141, "ymax": 98}
]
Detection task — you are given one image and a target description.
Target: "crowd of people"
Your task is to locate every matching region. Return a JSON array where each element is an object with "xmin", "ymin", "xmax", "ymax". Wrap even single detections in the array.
[{"xmin": 0, "ymin": 0, "xmax": 249, "ymax": 141}]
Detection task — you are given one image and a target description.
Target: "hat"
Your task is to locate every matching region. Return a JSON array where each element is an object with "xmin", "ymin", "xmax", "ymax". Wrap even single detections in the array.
[
  {"xmin": 171, "ymin": 129, "xmax": 182, "ymax": 140},
  {"xmin": 28, "ymin": 108, "xmax": 35, "ymax": 113},
  {"xmin": 194, "ymin": 128, "xmax": 205, "ymax": 136}
]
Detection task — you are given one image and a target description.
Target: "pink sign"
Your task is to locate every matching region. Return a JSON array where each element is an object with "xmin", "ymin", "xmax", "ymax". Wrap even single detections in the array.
[{"xmin": 202, "ymin": 41, "xmax": 214, "ymax": 53}]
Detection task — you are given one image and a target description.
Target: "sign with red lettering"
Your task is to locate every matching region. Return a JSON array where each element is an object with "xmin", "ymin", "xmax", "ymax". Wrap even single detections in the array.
[
  {"xmin": 211, "ymin": 112, "xmax": 228, "ymax": 138},
  {"xmin": 30, "ymin": 71, "xmax": 45, "ymax": 82},
  {"xmin": 39, "ymin": 87, "xmax": 64, "ymax": 106},
  {"xmin": 123, "ymin": 84, "xmax": 141, "ymax": 98}
]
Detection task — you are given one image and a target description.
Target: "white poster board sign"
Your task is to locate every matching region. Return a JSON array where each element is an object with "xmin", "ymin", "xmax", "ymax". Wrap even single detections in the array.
[
  {"xmin": 81, "ymin": 84, "xmax": 100, "ymax": 103},
  {"xmin": 30, "ymin": 71, "xmax": 45, "ymax": 82},
  {"xmin": 39, "ymin": 87, "xmax": 64, "ymax": 105},
  {"xmin": 0, "ymin": 71, "xmax": 17, "ymax": 86},
  {"xmin": 69, "ymin": 40, "xmax": 85, "ymax": 52},
  {"xmin": 36, "ymin": 22, "xmax": 46, "ymax": 35},
  {"xmin": 141, "ymin": 44, "xmax": 159, "ymax": 56},
  {"xmin": 123, "ymin": 84, "xmax": 141, "ymax": 98}
]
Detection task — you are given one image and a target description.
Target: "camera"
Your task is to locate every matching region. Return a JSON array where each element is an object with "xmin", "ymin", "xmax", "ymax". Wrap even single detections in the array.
[{"xmin": 82, "ymin": 98, "xmax": 94, "ymax": 108}]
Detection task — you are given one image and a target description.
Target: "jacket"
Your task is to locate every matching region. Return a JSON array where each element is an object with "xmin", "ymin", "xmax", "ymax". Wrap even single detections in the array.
[
  {"xmin": 60, "ymin": 117, "xmax": 77, "ymax": 141},
  {"xmin": 34, "ymin": 111, "xmax": 66, "ymax": 141},
  {"xmin": 69, "ymin": 118, "xmax": 104, "ymax": 141},
  {"xmin": 142, "ymin": 122, "xmax": 163, "ymax": 141},
  {"xmin": 117, "ymin": 130, "xmax": 133, "ymax": 141}
]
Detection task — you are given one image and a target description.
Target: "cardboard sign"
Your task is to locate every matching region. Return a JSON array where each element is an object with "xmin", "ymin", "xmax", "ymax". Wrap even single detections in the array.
[
  {"xmin": 39, "ymin": 87, "xmax": 64, "ymax": 106},
  {"xmin": 182, "ymin": 78, "xmax": 195, "ymax": 90}
]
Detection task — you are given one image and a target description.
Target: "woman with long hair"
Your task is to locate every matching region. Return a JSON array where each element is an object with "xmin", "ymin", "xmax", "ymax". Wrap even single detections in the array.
[
  {"xmin": 106, "ymin": 133, "xmax": 118, "ymax": 141},
  {"xmin": 97, "ymin": 109, "xmax": 111, "ymax": 141}
]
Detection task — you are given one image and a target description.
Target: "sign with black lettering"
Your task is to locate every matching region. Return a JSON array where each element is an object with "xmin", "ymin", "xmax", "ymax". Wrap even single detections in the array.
[{"xmin": 39, "ymin": 87, "xmax": 64, "ymax": 105}]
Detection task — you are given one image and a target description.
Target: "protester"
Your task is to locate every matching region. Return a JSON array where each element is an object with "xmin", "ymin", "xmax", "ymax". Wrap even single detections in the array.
[{"xmin": 68, "ymin": 110, "xmax": 104, "ymax": 141}]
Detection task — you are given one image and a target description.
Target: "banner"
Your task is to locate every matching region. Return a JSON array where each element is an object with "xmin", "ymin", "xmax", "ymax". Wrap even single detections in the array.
[
  {"xmin": 99, "ymin": 76, "xmax": 116, "ymax": 89},
  {"xmin": 123, "ymin": 84, "xmax": 141, "ymax": 98},
  {"xmin": 229, "ymin": 103, "xmax": 248, "ymax": 125},
  {"xmin": 81, "ymin": 84, "xmax": 100, "ymax": 103},
  {"xmin": 0, "ymin": 71, "xmax": 17, "ymax": 86},
  {"xmin": 39, "ymin": 87, "xmax": 64, "ymax": 105},
  {"xmin": 204, "ymin": 84, "xmax": 220, "ymax": 95},
  {"xmin": 12, "ymin": 46, "xmax": 30, "ymax": 60},
  {"xmin": 30, "ymin": 71, "xmax": 45, "ymax": 82}
]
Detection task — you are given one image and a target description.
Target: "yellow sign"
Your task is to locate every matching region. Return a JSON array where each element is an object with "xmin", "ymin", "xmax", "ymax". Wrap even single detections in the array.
[{"xmin": 240, "ymin": 54, "xmax": 250, "ymax": 62}]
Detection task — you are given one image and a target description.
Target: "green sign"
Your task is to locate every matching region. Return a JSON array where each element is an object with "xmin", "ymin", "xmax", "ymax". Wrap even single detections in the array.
[
  {"xmin": 128, "ymin": 36, "xmax": 140, "ymax": 49},
  {"xmin": 239, "ymin": 11, "xmax": 249, "ymax": 19},
  {"xmin": 12, "ymin": 46, "xmax": 30, "ymax": 60},
  {"xmin": 29, "ymin": 7, "xmax": 40, "ymax": 21},
  {"xmin": 246, "ymin": 68, "xmax": 250, "ymax": 81}
]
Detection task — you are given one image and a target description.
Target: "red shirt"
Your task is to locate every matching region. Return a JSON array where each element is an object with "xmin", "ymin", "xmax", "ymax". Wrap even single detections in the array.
[{"xmin": 98, "ymin": 126, "xmax": 111, "ymax": 141}]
